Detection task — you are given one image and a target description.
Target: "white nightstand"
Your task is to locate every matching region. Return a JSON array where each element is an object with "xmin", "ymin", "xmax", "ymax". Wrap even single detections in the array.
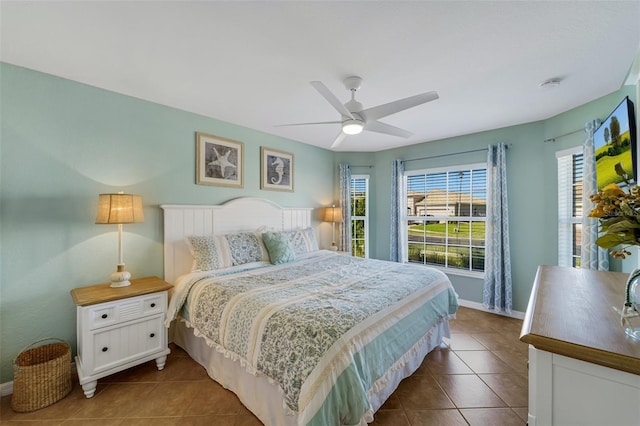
[{"xmin": 70, "ymin": 277, "xmax": 172, "ymax": 398}]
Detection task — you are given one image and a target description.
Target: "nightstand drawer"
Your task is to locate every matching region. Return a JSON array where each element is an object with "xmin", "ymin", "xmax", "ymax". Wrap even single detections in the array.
[
  {"xmin": 89, "ymin": 315, "xmax": 165, "ymax": 374},
  {"xmin": 86, "ymin": 292, "xmax": 167, "ymax": 330}
]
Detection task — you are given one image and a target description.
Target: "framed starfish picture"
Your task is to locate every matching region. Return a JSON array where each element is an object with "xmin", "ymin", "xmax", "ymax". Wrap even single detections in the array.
[
  {"xmin": 260, "ymin": 147, "xmax": 294, "ymax": 192},
  {"xmin": 196, "ymin": 132, "xmax": 244, "ymax": 188}
]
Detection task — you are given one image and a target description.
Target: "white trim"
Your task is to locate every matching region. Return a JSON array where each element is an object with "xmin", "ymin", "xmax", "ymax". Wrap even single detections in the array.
[
  {"xmin": 1, "ymin": 381, "xmax": 13, "ymax": 397},
  {"xmin": 555, "ymin": 145, "xmax": 582, "ymax": 159},
  {"xmin": 457, "ymin": 298, "xmax": 525, "ymax": 320}
]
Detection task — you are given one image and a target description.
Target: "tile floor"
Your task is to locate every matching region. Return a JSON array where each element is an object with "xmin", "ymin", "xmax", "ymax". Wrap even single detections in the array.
[{"xmin": 0, "ymin": 307, "xmax": 528, "ymax": 425}]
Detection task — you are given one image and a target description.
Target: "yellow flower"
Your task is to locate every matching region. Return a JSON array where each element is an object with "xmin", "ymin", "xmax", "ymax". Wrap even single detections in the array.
[
  {"xmin": 588, "ymin": 164, "xmax": 640, "ymax": 258},
  {"xmin": 602, "ymin": 183, "xmax": 625, "ymax": 196},
  {"xmin": 588, "ymin": 207, "xmax": 606, "ymax": 218}
]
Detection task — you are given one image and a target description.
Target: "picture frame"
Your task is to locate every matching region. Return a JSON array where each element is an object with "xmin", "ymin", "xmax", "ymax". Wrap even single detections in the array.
[
  {"xmin": 196, "ymin": 132, "xmax": 244, "ymax": 188},
  {"xmin": 260, "ymin": 147, "xmax": 294, "ymax": 192}
]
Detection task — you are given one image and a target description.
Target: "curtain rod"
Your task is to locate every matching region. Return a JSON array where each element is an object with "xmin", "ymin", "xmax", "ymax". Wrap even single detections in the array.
[
  {"xmin": 544, "ymin": 128, "xmax": 582, "ymax": 144},
  {"xmin": 351, "ymin": 165, "xmax": 374, "ymax": 168},
  {"xmin": 403, "ymin": 144, "xmax": 511, "ymax": 164}
]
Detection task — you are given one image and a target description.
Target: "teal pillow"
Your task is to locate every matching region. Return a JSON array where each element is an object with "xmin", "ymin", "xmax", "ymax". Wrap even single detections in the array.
[{"xmin": 262, "ymin": 232, "xmax": 296, "ymax": 265}]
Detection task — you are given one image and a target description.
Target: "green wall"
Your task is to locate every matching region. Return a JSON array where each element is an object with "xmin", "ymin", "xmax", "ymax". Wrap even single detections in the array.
[
  {"xmin": 336, "ymin": 85, "xmax": 637, "ymax": 315},
  {"xmin": 1, "ymin": 60, "xmax": 638, "ymax": 384},
  {"xmin": 0, "ymin": 63, "xmax": 334, "ymax": 383}
]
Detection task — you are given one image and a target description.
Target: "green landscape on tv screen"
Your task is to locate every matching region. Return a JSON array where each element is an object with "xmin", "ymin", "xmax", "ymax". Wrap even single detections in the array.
[{"xmin": 594, "ymin": 97, "xmax": 636, "ymax": 190}]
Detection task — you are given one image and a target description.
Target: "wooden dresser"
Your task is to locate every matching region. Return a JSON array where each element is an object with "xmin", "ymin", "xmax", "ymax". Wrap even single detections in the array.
[{"xmin": 520, "ymin": 265, "xmax": 640, "ymax": 426}]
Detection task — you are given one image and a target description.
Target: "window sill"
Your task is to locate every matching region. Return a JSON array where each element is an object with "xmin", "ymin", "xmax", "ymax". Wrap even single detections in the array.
[{"xmin": 408, "ymin": 263, "xmax": 485, "ymax": 279}]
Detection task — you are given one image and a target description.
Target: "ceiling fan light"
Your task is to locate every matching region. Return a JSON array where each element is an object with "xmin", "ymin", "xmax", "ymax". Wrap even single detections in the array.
[{"xmin": 342, "ymin": 120, "xmax": 364, "ymax": 135}]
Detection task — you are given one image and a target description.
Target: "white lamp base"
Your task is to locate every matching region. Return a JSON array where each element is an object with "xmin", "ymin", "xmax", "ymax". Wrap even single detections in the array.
[
  {"xmin": 110, "ymin": 264, "xmax": 132, "ymax": 288},
  {"xmin": 329, "ymin": 243, "xmax": 338, "ymax": 251}
]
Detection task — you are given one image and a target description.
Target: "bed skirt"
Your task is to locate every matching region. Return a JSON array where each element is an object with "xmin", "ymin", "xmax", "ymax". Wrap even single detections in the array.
[{"xmin": 173, "ymin": 318, "xmax": 450, "ymax": 426}]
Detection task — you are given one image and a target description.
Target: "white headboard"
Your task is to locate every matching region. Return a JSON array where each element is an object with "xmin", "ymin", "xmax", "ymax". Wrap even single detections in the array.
[{"xmin": 161, "ymin": 197, "xmax": 313, "ymax": 283}]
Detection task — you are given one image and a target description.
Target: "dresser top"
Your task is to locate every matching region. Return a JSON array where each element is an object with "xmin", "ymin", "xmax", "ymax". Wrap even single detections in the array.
[
  {"xmin": 71, "ymin": 276, "xmax": 172, "ymax": 306},
  {"xmin": 520, "ymin": 265, "xmax": 640, "ymax": 375}
]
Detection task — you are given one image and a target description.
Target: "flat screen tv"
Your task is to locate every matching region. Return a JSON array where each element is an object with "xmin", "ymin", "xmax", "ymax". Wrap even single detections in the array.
[{"xmin": 594, "ymin": 96, "xmax": 637, "ymax": 190}]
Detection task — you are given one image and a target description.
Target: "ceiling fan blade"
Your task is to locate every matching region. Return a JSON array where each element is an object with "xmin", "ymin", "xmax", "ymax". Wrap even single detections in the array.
[
  {"xmin": 330, "ymin": 131, "xmax": 348, "ymax": 149},
  {"xmin": 275, "ymin": 121, "xmax": 341, "ymax": 127},
  {"xmin": 365, "ymin": 120, "xmax": 413, "ymax": 138},
  {"xmin": 310, "ymin": 81, "xmax": 355, "ymax": 120},
  {"xmin": 362, "ymin": 91, "xmax": 439, "ymax": 121}
]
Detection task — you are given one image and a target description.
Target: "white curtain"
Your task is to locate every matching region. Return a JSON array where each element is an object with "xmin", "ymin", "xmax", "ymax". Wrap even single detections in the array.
[
  {"xmin": 390, "ymin": 159, "xmax": 405, "ymax": 262},
  {"xmin": 483, "ymin": 143, "xmax": 513, "ymax": 314},
  {"xmin": 339, "ymin": 163, "xmax": 352, "ymax": 254},
  {"xmin": 581, "ymin": 119, "xmax": 609, "ymax": 271}
]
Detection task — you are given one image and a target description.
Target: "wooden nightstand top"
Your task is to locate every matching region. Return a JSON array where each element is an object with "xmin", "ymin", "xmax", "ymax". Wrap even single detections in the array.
[{"xmin": 71, "ymin": 276, "xmax": 172, "ymax": 306}]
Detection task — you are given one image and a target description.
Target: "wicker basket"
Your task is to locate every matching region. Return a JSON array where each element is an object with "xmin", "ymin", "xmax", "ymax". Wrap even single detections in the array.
[{"xmin": 11, "ymin": 338, "xmax": 72, "ymax": 412}]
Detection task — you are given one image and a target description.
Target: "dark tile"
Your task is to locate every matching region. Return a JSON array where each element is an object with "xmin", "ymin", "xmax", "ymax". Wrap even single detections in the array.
[
  {"xmin": 512, "ymin": 407, "xmax": 529, "ymax": 422},
  {"xmin": 420, "ymin": 348, "xmax": 474, "ymax": 375},
  {"xmin": 478, "ymin": 374, "xmax": 528, "ymax": 407},
  {"xmin": 183, "ymin": 380, "xmax": 247, "ymax": 416},
  {"xmin": 460, "ymin": 407, "xmax": 526, "ymax": 425},
  {"xmin": 370, "ymin": 409, "xmax": 410, "ymax": 425},
  {"xmin": 491, "ymin": 350, "xmax": 529, "ymax": 375},
  {"xmin": 70, "ymin": 383, "xmax": 157, "ymax": 419},
  {"xmin": 447, "ymin": 333, "xmax": 488, "ymax": 350},
  {"xmin": 455, "ymin": 350, "xmax": 517, "ymax": 374},
  {"xmin": 404, "ymin": 408, "xmax": 468, "ymax": 425},
  {"xmin": 472, "ymin": 333, "xmax": 527, "ymax": 354},
  {"xmin": 178, "ymin": 415, "xmax": 237, "ymax": 426},
  {"xmin": 395, "ymin": 375, "xmax": 455, "ymax": 410},
  {"xmin": 434, "ymin": 374, "xmax": 507, "ymax": 408},
  {"xmin": 378, "ymin": 393, "xmax": 402, "ymax": 410}
]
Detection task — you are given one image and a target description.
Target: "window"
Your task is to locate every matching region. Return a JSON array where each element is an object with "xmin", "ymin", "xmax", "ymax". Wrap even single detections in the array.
[
  {"xmin": 351, "ymin": 175, "xmax": 369, "ymax": 258},
  {"xmin": 557, "ymin": 147, "xmax": 583, "ymax": 267},
  {"xmin": 405, "ymin": 164, "xmax": 487, "ymax": 275}
]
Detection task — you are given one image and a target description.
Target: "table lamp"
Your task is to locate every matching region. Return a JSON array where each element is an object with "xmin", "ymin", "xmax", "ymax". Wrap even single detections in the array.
[
  {"xmin": 323, "ymin": 204, "xmax": 343, "ymax": 251},
  {"xmin": 95, "ymin": 193, "xmax": 144, "ymax": 287}
]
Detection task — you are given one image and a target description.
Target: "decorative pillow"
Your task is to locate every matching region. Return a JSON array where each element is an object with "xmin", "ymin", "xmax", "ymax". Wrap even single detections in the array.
[
  {"xmin": 262, "ymin": 231, "xmax": 296, "ymax": 265},
  {"xmin": 283, "ymin": 228, "xmax": 319, "ymax": 255},
  {"xmin": 222, "ymin": 232, "xmax": 269, "ymax": 266},
  {"xmin": 186, "ymin": 231, "xmax": 269, "ymax": 271},
  {"xmin": 186, "ymin": 235, "xmax": 221, "ymax": 271}
]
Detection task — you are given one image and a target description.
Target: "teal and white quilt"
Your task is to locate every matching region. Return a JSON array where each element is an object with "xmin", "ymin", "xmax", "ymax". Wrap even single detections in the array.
[{"xmin": 167, "ymin": 251, "xmax": 458, "ymax": 425}]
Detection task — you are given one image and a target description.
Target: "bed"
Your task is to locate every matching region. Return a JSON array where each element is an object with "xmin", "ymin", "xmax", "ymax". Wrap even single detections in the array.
[{"xmin": 161, "ymin": 198, "xmax": 458, "ymax": 426}]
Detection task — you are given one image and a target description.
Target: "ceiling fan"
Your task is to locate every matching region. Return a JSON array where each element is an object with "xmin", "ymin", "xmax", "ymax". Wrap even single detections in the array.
[{"xmin": 278, "ymin": 76, "xmax": 439, "ymax": 148}]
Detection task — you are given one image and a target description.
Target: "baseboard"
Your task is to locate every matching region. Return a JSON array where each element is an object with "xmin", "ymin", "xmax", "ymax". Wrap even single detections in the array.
[
  {"xmin": 0, "ymin": 381, "xmax": 13, "ymax": 397},
  {"xmin": 457, "ymin": 298, "xmax": 526, "ymax": 320}
]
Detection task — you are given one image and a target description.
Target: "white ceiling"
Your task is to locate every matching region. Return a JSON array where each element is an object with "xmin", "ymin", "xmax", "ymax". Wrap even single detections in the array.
[{"xmin": 2, "ymin": 1, "xmax": 639, "ymax": 152}]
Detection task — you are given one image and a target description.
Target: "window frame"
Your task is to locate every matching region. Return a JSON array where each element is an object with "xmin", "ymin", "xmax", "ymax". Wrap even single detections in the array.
[
  {"xmin": 403, "ymin": 162, "xmax": 487, "ymax": 278},
  {"xmin": 557, "ymin": 146, "xmax": 583, "ymax": 268},
  {"xmin": 350, "ymin": 174, "xmax": 369, "ymax": 258}
]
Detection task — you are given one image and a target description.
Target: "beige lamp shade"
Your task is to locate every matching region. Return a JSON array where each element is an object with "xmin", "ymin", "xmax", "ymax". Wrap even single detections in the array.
[
  {"xmin": 323, "ymin": 205, "xmax": 343, "ymax": 223},
  {"xmin": 96, "ymin": 194, "xmax": 144, "ymax": 224},
  {"xmin": 95, "ymin": 193, "xmax": 144, "ymax": 288}
]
